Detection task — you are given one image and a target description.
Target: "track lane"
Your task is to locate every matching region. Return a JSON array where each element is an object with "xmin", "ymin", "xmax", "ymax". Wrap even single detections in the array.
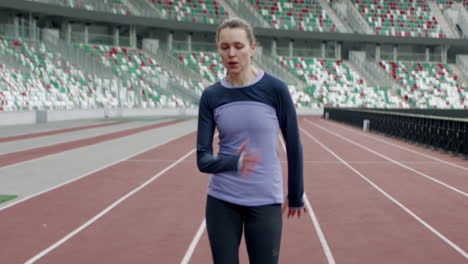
[
  {"xmin": 0, "ymin": 132, "xmax": 195, "ymax": 264},
  {"xmin": 322, "ymin": 119, "xmax": 468, "ymax": 171},
  {"xmin": 298, "ymin": 118, "xmax": 467, "ymax": 263},
  {"xmin": 0, "ymin": 121, "xmax": 128, "ymax": 143},
  {"xmin": 0, "ymin": 119, "xmax": 185, "ymax": 168},
  {"xmin": 311, "ymin": 118, "xmax": 468, "ymax": 193},
  {"xmin": 29, "ymin": 149, "xmax": 206, "ymax": 263},
  {"xmin": 189, "ymin": 137, "xmax": 331, "ymax": 264},
  {"xmin": 0, "ymin": 121, "xmax": 152, "ymax": 155}
]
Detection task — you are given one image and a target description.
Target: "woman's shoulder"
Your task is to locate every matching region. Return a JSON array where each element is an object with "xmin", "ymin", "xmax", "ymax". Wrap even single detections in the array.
[{"xmin": 261, "ymin": 72, "xmax": 289, "ymax": 93}]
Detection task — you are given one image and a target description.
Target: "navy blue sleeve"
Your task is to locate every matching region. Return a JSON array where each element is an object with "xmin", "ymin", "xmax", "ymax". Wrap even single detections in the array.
[
  {"xmin": 276, "ymin": 83, "xmax": 304, "ymax": 208},
  {"xmin": 196, "ymin": 89, "xmax": 240, "ymax": 174}
]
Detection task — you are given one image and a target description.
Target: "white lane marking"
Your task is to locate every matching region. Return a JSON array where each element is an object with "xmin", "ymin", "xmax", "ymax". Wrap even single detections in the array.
[
  {"xmin": 300, "ymin": 127, "xmax": 468, "ymax": 259},
  {"xmin": 0, "ymin": 128, "xmax": 194, "ymax": 211},
  {"xmin": 25, "ymin": 148, "xmax": 196, "ymax": 264},
  {"xmin": 181, "ymin": 219, "xmax": 206, "ymax": 264},
  {"xmin": 179, "ymin": 132, "xmax": 219, "ymax": 264},
  {"xmin": 321, "ymin": 119, "xmax": 468, "ymax": 172},
  {"xmin": 303, "ymin": 193, "xmax": 336, "ymax": 264},
  {"xmin": 306, "ymin": 120, "xmax": 468, "ymax": 197},
  {"xmin": 280, "ymin": 137, "xmax": 336, "ymax": 264},
  {"xmin": 0, "ymin": 119, "xmax": 184, "ymax": 170}
]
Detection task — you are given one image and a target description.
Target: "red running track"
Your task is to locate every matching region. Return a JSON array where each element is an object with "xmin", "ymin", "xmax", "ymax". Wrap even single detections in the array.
[
  {"xmin": 0, "ymin": 121, "xmax": 128, "ymax": 143},
  {"xmin": 0, "ymin": 119, "xmax": 185, "ymax": 168},
  {"xmin": 0, "ymin": 132, "xmax": 196, "ymax": 263},
  {"xmin": 0, "ymin": 117, "xmax": 466, "ymax": 263}
]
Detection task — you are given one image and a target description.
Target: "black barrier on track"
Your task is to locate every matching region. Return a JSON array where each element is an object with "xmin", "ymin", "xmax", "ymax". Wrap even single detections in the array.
[{"xmin": 323, "ymin": 108, "xmax": 468, "ymax": 158}]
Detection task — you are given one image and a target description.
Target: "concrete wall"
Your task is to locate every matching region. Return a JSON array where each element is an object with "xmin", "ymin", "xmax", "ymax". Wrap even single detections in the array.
[{"xmin": 0, "ymin": 107, "xmax": 323, "ymax": 126}]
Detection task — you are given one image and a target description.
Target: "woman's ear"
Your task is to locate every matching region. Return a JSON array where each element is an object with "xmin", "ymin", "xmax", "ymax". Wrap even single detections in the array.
[{"xmin": 250, "ymin": 42, "xmax": 256, "ymax": 57}]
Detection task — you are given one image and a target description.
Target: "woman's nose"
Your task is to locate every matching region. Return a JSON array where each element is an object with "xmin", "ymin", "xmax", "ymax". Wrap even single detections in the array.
[{"xmin": 228, "ymin": 47, "xmax": 236, "ymax": 56}]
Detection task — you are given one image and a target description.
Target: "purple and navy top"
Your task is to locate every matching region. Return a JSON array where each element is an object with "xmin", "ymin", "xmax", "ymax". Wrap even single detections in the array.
[{"xmin": 196, "ymin": 71, "xmax": 304, "ymax": 208}]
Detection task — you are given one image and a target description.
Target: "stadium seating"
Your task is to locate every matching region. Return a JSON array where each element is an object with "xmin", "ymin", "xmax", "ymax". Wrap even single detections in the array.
[
  {"xmin": 29, "ymin": 0, "xmax": 133, "ymax": 15},
  {"xmin": 379, "ymin": 61, "xmax": 468, "ymax": 109},
  {"xmin": 78, "ymin": 44, "xmax": 197, "ymax": 107},
  {"xmin": 174, "ymin": 51, "xmax": 225, "ymax": 83},
  {"xmin": 249, "ymin": 0, "xmax": 337, "ymax": 32},
  {"xmin": 351, "ymin": 0, "xmax": 445, "ymax": 38},
  {"xmin": 437, "ymin": 0, "xmax": 468, "ymax": 9},
  {"xmin": 0, "ymin": 36, "xmax": 122, "ymax": 110},
  {"xmin": 278, "ymin": 56, "xmax": 408, "ymax": 108},
  {"xmin": 147, "ymin": 0, "xmax": 229, "ymax": 24}
]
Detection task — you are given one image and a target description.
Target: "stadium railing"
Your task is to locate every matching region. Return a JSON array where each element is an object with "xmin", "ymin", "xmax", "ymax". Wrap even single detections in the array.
[{"xmin": 323, "ymin": 107, "xmax": 468, "ymax": 159}]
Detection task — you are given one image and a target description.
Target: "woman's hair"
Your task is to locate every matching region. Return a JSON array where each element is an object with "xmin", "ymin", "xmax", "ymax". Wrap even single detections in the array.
[{"xmin": 216, "ymin": 17, "xmax": 256, "ymax": 45}]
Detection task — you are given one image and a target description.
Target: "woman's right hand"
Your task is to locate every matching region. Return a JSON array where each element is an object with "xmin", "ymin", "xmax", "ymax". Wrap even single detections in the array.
[{"xmin": 236, "ymin": 139, "xmax": 260, "ymax": 177}]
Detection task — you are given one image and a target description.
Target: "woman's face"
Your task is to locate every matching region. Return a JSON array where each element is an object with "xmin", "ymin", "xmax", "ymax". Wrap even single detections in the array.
[{"xmin": 217, "ymin": 27, "xmax": 255, "ymax": 75}]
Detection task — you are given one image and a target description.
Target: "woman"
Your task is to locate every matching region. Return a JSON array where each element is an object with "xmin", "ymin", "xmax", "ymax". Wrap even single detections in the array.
[{"xmin": 196, "ymin": 17, "xmax": 305, "ymax": 264}]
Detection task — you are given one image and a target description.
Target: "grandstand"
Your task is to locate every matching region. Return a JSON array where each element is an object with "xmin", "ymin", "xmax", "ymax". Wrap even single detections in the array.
[
  {"xmin": 0, "ymin": 0, "xmax": 467, "ymax": 121},
  {"xmin": 0, "ymin": 2, "xmax": 467, "ymax": 262}
]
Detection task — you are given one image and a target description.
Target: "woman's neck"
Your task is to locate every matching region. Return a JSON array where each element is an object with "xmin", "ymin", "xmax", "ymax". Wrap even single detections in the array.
[{"xmin": 226, "ymin": 67, "xmax": 258, "ymax": 87}]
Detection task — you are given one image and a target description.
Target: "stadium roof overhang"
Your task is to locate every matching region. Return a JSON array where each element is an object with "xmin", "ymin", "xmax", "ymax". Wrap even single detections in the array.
[{"xmin": 1, "ymin": 0, "xmax": 467, "ymax": 48}]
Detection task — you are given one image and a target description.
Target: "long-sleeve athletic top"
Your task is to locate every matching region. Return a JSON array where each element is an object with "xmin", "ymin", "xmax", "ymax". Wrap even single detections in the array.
[{"xmin": 196, "ymin": 70, "xmax": 304, "ymax": 208}]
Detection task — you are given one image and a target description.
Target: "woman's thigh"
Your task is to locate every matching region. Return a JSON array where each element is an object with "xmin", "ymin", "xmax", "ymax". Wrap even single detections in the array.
[
  {"xmin": 205, "ymin": 195, "xmax": 243, "ymax": 264},
  {"xmin": 244, "ymin": 204, "xmax": 282, "ymax": 264}
]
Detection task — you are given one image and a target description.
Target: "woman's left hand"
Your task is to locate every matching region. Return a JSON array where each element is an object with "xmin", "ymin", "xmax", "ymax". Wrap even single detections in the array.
[{"xmin": 282, "ymin": 203, "xmax": 307, "ymax": 218}]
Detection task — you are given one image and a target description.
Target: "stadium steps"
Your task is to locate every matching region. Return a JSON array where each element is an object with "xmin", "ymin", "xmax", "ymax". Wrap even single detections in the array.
[
  {"xmin": 428, "ymin": 0, "xmax": 459, "ymax": 38},
  {"xmin": 129, "ymin": 0, "xmax": 165, "ymax": 18},
  {"xmin": 348, "ymin": 51, "xmax": 406, "ymax": 91},
  {"xmin": 224, "ymin": 0, "xmax": 271, "ymax": 27},
  {"xmin": 449, "ymin": 63, "xmax": 468, "ymax": 87},
  {"xmin": 120, "ymin": 0, "xmax": 142, "ymax": 16},
  {"xmin": 143, "ymin": 48, "xmax": 205, "ymax": 93},
  {"xmin": 253, "ymin": 53, "xmax": 306, "ymax": 89},
  {"xmin": 456, "ymin": 2, "xmax": 468, "ymax": 36},
  {"xmin": 316, "ymin": 0, "xmax": 353, "ymax": 33},
  {"xmin": 345, "ymin": 60, "xmax": 380, "ymax": 87},
  {"xmin": 328, "ymin": 0, "xmax": 374, "ymax": 34}
]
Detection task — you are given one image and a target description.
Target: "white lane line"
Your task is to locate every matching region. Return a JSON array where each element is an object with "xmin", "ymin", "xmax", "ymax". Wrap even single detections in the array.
[
  {"xmin": 0, "ymin": 129, "xmax": 194, "ymax": 211},
  {"xmin": 303, "ymin": 193, "xmax": 336, "ymax": 264},
  {"xmin": 0, "ymin": 119, "xmax": 183, "ymax": 170},
  {"xmin": 301, "ymin": 161, "xmax": 450, "ymax": 164},
  {"xmin": 321, "ymin": 119, "xmax": 468, "ymax": 172},
  {"xmin": 280, "ymin": 137, "xmax": 336, "ymax": 264},
  {"xmin": 25, "ymin": 148, "xmax": 196, "ymax": 264},
  {"xmin": 300, "ymin": 127, "xmax": 468, "ymax": 259},
  {"xmin": 179, "ymin": 132, "xmax": 220, "ymax": 264},
  {"xmin": 306, "ymin": 120, "xmax": 468, "ymax": 197},
  {"xmin": 181, "ymin": 219, "xmax": 206, "ymax": 264}
]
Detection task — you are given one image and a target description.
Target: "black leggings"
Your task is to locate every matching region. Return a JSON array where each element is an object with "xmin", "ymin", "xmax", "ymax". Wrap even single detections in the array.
[{"xmin": 205, "ymin": 195, "xmax": 282, "ymax": 264}]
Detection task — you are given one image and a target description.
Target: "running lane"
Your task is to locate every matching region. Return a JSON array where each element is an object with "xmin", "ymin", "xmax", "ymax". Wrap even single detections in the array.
[
  {"xmin": 297, "ymin": 117, "xmax": 467, "ymax": 263},
  {"xmin": 190, "ymin": 136, "xmax": 330, "ymax": 263},
  {"xmin": 303, "ymin": 118, "xmax": 468, "ymax": 255},
  {"xmin": 311, "ymin": 118, "xmax": 468, "ymax": 192},
  {"xmin": 26, "ymin": 143, "xmax": 206, "ymax": 263},
  {"xmin": 0, "ymin": 121, "xmax": 127, "ymax": 143},
  {"xmin": 0, "ymin": 132, "xmax": 195, "ymax": 264},
  {"xmin": 0, "ymin": 119, "xmax": 185, "ymax": 167}
]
